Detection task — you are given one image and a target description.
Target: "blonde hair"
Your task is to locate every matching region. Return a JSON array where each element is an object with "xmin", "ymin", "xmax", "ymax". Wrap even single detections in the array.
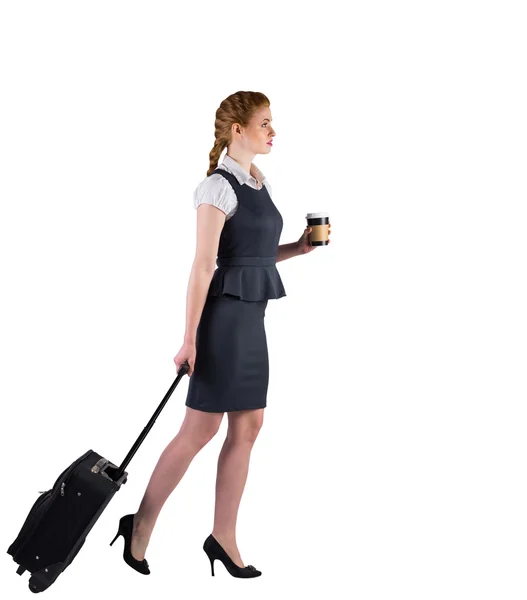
[{"xmin": 206, "ymin": 91, "xmax": 270, "ymax": 177}]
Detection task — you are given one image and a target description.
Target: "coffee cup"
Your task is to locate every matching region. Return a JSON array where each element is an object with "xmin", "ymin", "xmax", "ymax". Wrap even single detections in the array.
[{"xmin": 306, "ymin": 212, "xmax": 330, "ymax": 246}]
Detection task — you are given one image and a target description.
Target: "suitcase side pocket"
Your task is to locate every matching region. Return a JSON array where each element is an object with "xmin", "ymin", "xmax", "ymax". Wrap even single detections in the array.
[
  {"xmin": 7, "ymin": 449, "xmax": 94, "ymax": 562},
  {"xmin": 7, "ymin": 490, "xmax": 52, "ymax": 559}
]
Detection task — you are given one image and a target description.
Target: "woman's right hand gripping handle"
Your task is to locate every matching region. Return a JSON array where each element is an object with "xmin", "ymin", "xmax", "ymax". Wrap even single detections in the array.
[{"xmin": 174, "ymin": 342, "xmax": 196, "ymax": 377}]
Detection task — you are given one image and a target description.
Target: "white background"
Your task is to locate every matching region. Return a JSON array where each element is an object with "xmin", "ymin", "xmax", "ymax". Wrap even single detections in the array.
[{"xmin": 1, "ymin": 1, "xmax": 526, "ymax": 598}]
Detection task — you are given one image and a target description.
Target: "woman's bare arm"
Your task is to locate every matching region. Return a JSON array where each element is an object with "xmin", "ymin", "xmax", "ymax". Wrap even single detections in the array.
[{"xmin": 183, "ymin": 204, "xmax": 226, "ymax": 344}]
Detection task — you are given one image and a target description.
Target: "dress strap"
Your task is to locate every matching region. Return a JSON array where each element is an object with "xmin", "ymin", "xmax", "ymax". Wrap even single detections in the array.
[{"xmin": 211, "ymin": 168, "xmax": 241, "ymax": 190}]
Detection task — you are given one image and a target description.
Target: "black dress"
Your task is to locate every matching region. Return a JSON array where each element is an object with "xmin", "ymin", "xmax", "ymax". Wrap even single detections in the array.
[{"xmin": 185, "ymin": 168, "xmax": 286, "ymax": 413}]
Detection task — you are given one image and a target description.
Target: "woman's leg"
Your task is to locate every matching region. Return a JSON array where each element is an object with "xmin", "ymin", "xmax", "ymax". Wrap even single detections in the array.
[
  {"xmin": 131, "ymin": 406, "xmax": 224, "ymax": 561},
  {"xmin": 211, "ymin": 408, "xmax": 264, "ymax": 567}
]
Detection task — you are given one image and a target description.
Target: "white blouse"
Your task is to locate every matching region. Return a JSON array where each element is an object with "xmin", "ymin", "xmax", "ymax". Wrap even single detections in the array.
[{"xmin": 193, "ymin": 154, "xmax": 273, "ymax": 221}]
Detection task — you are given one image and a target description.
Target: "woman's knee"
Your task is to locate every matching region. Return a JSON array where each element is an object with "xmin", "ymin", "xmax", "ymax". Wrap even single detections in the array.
[
  {"xmin": 180, "ymin": 407, "xmax": 223, "ymax": 448},
  {"xmin": 227, "ymin": 409, "xmax": 264, "ymax": 445}
]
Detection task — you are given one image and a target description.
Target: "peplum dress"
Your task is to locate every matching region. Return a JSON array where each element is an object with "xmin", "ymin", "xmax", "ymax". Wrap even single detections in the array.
[{"xmin": 185, "ymin": 168, "xmax": 287, "ymax": 413}]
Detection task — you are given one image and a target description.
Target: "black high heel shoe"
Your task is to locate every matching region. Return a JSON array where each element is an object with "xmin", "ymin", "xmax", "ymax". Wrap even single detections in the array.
[
  {"xmin": 109, "ymin": 514, "xmax": 151, "ymax": 575},
  {"xmin": 203, "ymin": 534, "xmax": 261, "ymax": 578}
]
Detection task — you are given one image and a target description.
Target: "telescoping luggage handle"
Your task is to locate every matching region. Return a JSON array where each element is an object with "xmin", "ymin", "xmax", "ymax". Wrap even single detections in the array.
[{"xmin": 112, "ymin": 360, "xmax": 190, "ymax": 482}]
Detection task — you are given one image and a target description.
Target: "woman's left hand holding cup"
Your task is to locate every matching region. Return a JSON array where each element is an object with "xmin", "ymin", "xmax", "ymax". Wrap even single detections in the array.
[{"xmin": 296, "ymin": 223, "xmax": 331, "ymax": 254}]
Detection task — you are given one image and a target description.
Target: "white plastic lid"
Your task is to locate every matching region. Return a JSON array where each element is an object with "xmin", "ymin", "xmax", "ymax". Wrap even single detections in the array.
[{"xmin": 306, "ymin": 212, "xmax": 329, "ymax": 219}]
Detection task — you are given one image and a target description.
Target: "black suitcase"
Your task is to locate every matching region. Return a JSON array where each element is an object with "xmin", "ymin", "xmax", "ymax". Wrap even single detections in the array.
[{"xmin": 7, "ymin": 360, "xmax": 190, "ymax": 593}]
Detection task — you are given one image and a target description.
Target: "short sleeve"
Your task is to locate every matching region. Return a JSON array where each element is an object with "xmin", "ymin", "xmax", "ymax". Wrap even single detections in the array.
[{"xmin": 193, "ymin": 174, "xmax": 237, "ymax": 217}]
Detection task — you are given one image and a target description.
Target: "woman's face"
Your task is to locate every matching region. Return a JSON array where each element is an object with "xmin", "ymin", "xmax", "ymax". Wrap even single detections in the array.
[{"xmin": 233, "ymin": 107, "xmax": 276, "ymax": 155}]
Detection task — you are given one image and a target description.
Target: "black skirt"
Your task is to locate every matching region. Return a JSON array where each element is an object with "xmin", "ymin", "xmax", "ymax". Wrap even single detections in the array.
[{"xmin": 185, "ymin": 295, "xmax": 269, "ymax": 412}]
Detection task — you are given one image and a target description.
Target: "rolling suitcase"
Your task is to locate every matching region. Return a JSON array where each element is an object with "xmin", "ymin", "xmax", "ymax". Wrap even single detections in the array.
[{"xmin": 7, "ymin": 360, "xmax": 190, "ymax": 593}]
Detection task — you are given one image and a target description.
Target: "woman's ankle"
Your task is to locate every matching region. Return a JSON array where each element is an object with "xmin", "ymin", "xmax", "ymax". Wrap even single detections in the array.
[
  {"xmin": 211, "ymin": 529, "xmax": 236, "ymax": 544},
  {"xmin": 133, "ymin": 512, "xmax": 154, "ymax": 537}
]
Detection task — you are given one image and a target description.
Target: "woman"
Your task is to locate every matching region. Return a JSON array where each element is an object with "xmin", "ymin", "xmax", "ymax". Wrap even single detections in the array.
[{"xmin": 109, "ymin": 91, "xmax": 331, "ymax": 578}]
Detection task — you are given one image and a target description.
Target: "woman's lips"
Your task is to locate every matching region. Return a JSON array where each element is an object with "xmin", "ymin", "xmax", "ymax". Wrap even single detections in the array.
[{"xmin": 267, "ymin": 141, "xmax": 273, "ymax": 145}]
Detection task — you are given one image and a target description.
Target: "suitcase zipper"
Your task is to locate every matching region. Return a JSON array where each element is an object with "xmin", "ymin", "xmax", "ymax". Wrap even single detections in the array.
[
  {"xmin": 38, "ymin": 485, "xmax": 65, "ymax": 496},
  {"xmin": 51, "ymin": 450, "xmax": 93, "ymax": 498}
]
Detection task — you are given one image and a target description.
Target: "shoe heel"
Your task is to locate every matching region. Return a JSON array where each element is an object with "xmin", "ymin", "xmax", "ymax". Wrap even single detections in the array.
[
  {"xmin": 203, "ymin": 540, "xmax": 216, "ymax": 576},
  {"xmin": 109, "ymin": 528, "xmax": 122, "ymax": 547}
]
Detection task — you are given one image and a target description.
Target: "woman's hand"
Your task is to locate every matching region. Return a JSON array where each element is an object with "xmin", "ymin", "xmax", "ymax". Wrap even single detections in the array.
[
  {"xmin": 174, "ymin": 342, "xmax": 197, "ymax": 376},
  {"xmin": 296, "ymin": 223, "xmax": 332, "ymax": 254}
]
